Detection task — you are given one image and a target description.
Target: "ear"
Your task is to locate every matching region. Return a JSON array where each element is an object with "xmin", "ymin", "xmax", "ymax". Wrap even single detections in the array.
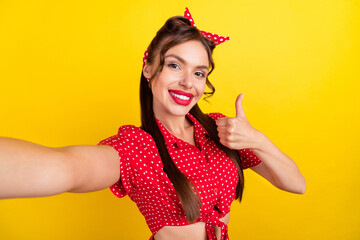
[{"xmin": 143, "ymin": 61, "xmax": 152, "ymax": 80}]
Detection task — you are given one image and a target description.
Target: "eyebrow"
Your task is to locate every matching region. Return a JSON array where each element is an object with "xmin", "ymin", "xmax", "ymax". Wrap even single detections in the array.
[{"xmin": 165, "ymin": 54, "xmax": 209, "ymax": 70}]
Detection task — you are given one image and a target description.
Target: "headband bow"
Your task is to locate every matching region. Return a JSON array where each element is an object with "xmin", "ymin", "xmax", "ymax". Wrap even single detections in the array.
[{"xmin": 142, "ymin": 7, "xmax": 230, "ymax": 81}]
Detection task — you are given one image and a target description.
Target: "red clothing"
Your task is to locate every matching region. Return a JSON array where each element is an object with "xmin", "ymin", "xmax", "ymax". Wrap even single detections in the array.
[{"xmin": 98, "ymin": 112, "xmax": 262, "ymax": 240}]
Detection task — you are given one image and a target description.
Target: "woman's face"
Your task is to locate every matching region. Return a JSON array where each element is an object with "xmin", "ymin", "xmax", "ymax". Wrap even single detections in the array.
[{"xmin": 144, "ymin": 40, "xmax": 210, "ymax": 118}]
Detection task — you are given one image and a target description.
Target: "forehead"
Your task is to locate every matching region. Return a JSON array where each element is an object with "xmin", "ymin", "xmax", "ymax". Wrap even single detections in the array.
[{"xmin": 165, "ymin": 40, "xmax": 210, "ymax": 67}]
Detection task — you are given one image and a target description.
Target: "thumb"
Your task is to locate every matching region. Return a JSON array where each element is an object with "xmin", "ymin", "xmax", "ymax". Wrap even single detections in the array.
[{"xmin": 235, "ymin": 93, "xmax": 246, "ymax": 118}]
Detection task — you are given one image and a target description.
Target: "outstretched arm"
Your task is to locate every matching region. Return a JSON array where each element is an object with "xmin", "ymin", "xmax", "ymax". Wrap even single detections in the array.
[
  {"xmin": 0, "ymin": 137, "xmax": 120, "ymax": 199},
  {"xmin": 215, "ymin": 94, "xmax": 306, "ymax": 194}
]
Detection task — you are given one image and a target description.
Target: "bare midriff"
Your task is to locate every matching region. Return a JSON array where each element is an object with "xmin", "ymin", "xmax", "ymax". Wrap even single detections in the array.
[{"xmin": 153, "ymin": 212, "xmax": 230, "ymax": 240}]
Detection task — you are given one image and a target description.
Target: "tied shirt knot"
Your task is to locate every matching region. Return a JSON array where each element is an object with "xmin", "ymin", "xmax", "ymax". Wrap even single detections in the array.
[{"xmin": 203, "ymin": 209, "xmax": 229, "ymax": 240}]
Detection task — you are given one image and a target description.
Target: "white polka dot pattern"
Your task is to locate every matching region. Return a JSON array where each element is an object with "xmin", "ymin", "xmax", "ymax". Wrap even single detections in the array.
[
  {"xmin": 184, "ymin": 7, "xmax": 230, "ymax": 46},
  {"xmin": 97, "ymin": 112, "xmax": 261, "ymax": 240}
]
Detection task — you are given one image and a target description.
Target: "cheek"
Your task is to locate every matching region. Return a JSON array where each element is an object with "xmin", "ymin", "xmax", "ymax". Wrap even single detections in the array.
[
  {"xmin": 196, "ymin": 81, "xmax": 207, "ymax": 95},
  {"xmin": 150, "ymin": 82, "xmax": 163, "ymax": 99},
  {"xmin": 151, "ymin": 77, "xmax": 166, "ymax": 94}
]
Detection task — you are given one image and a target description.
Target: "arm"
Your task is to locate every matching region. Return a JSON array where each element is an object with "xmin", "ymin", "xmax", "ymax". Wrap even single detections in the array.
[
  {"xmin": 0, "ymin": 137, "xmax": 120, "ymax": 199},
  {"xmin": 215, "ymin": 94, "xmax": 306, "ymax": 194},
  {"xmin": 250, "ymin": 133, "xmax": 306, "ymax": 194}
]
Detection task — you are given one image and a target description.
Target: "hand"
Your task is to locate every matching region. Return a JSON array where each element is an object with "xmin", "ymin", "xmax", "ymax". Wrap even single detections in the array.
[{"xmin": 216, "ymin": 94, "xmax": 263, "ymax": 150}]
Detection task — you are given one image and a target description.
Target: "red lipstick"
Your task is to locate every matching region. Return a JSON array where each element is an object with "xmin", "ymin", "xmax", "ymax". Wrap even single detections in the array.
[
  {"xmin": 169, "ymin": 90, "xmax": 194, "ymax": 98},
  {"xmin": 168, "ymin": 90, "xmax": 194, "ymax": 106}
]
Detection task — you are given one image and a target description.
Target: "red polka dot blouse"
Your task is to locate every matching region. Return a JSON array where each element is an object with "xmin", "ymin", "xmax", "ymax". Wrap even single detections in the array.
[{"xmin": 98, "ymin": 112, "xmax": 262, "ymax": 240}]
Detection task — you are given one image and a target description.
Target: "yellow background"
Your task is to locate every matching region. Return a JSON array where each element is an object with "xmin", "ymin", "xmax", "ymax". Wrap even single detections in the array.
[{"xmin": 1, "ymin": 0, "xmax": 359, "ymax": 239}]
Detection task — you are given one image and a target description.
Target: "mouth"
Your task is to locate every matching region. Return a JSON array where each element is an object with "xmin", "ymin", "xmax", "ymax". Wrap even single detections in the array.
[{"xmin": 168, "ymin": 90, "xmax": 194, "ymax": 106}]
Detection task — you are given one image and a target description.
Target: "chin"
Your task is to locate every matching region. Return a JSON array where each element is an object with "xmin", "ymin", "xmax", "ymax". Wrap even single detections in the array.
[
  {"xmin": 168, "ymin": 103, "xmax": 196, "ymax": 116},
  {"xmin": 167, "ymin": 108, "xmax": 191, "ymax": 116}
]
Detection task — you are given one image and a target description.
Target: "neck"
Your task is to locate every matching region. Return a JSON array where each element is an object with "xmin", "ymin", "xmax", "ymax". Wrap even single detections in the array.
[{"xmin": 154, "ymin": 111, "xmax": 192, "ymax": 137}]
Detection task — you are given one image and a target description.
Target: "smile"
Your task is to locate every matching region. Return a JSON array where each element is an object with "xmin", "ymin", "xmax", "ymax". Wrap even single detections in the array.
[
  {"xmin": 169, "ymin": 91, "xmax": 190, "ymax": 100},
  {"xmin": 168, "ymin": 90, "xmax": 194, "ymax": 106}
]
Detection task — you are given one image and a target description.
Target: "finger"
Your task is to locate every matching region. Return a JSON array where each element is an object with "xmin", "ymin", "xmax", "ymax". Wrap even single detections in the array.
[
  {"xmin": 217, "ymin": 126, "xmax": 230, "ymax": 134},
  {"xmin": 218, "ymin": 133, "xmax": 231, "ymax": 142},
  {"xmin": 215, "ymin": 117, "xmax": 229, "ymax": 126},
  {"xmin": 235, "ymin": 93, "xmax": 247, "ymax": 118},
  {"xmin": 218, "ymin": 132, "xmax": 227, "ymax": 138}
]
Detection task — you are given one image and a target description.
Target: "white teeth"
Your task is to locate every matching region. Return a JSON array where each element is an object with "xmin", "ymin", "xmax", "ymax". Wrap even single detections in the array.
[{"xmin": 170, "ymin": 91, "xmax": 191, "ymax": 100}]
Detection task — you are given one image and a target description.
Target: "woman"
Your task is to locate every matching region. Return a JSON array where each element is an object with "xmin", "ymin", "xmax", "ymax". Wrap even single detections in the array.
[{"xmin": 0, "ymin": 8, "xmax": 306, "ymax": 240}]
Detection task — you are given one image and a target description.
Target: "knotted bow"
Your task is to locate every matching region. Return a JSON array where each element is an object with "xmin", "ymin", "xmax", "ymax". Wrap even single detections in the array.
[
  {"xmin": 184, "ymin": 7, "xmax": 230, "ymax": 46},
  {"xmin": 204, "ymin": 209, "xmax": 229, "ymax": 240}
]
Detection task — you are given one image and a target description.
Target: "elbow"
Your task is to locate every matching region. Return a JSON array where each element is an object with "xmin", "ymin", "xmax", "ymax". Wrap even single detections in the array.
[
  {"xmin": 292, "ymin": 176, "xmax": 306, "ymax": 194},
  {"xmin": 289, "ymin": 168, "xmax": 307, "ymax": 194},
  {"xmin": 299, "ymin": 177, "xmax": 306, "ymax": 194},
  {"xmin": 278, "ymin": 176, "xmax": 306, "ymax": 194}
]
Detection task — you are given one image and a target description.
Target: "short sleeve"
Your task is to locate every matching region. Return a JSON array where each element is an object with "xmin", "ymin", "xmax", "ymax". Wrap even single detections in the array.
[
  {"xmin": 206, "ymin": 112, "xmax": 227, "ymax": 121},
  {"xmin": 97, "ymin": 125, "xmax": 139, "ymax": 198},
  {"xmin": 207, "ymin": 112, "xmax": 262, "ymax": 169},
  {"xmin": 239, "ymin": 148, "xmax": 262, "ymax": 169}
]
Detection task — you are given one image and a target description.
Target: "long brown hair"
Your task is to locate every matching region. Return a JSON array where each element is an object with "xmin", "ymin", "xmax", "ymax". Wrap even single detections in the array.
[{"xmin": 140, "ymin": 16, "xmax": 244, "ymax": 223}]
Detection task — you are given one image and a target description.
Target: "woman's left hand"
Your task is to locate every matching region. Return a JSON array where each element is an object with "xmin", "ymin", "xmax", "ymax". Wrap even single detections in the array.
[{"xmin": 215, "ymin": 94, "xmax": 264, "ymax": 150}]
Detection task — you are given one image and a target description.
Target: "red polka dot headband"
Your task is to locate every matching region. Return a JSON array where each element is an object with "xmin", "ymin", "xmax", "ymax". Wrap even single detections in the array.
[{"xmin": 142, "ymin": 7, "xmax": 230, "ymax": 81}]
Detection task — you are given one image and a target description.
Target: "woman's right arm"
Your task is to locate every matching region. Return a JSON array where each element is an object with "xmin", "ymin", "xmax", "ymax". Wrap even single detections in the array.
[{"xmin": 0, "ymin": 137, "xmax": 120, "ymax": 199}]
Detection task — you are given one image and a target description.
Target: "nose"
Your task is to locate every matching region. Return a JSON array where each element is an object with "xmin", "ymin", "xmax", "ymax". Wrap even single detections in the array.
[{"xmin": 179, "ymin": 71, "xmax": 193, "ymax": 89}]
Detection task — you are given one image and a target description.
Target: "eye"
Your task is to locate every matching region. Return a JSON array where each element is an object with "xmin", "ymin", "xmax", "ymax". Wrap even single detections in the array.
[
  {"xmin": 167, "ymin": 63, "xmax": 180, "ymax": 70},
  {"xmin": 195, "ymin": 71, "xmax": 206, "ymax": 78}
]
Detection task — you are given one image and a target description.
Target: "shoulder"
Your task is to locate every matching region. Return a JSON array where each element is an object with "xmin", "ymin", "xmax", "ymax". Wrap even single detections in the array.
[
  {"xmin": 117, "ymin": 125, "xmax": 150, "ymax": 139},
  {"xmin": 98, "ymin": 125, "xmax": 154, "ymax": 149},
  {"xmin": 206, "ymin": 112, "xmax": 228, "ymax": 121}
]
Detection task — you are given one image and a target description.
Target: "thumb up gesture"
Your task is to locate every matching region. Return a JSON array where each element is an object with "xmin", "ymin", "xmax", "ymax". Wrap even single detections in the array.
[{"xmin": 216, "ymin": 94, "xmax": 263, "ymax": 150}]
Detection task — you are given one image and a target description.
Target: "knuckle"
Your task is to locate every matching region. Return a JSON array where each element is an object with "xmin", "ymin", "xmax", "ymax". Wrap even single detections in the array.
[
  {"xmin": 224, "ymin": 135, "xmax": 231, "ymax": 141},
  {"xmin": 227, "ymin": 127, "xmax": 234, "ymax": 134}
]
